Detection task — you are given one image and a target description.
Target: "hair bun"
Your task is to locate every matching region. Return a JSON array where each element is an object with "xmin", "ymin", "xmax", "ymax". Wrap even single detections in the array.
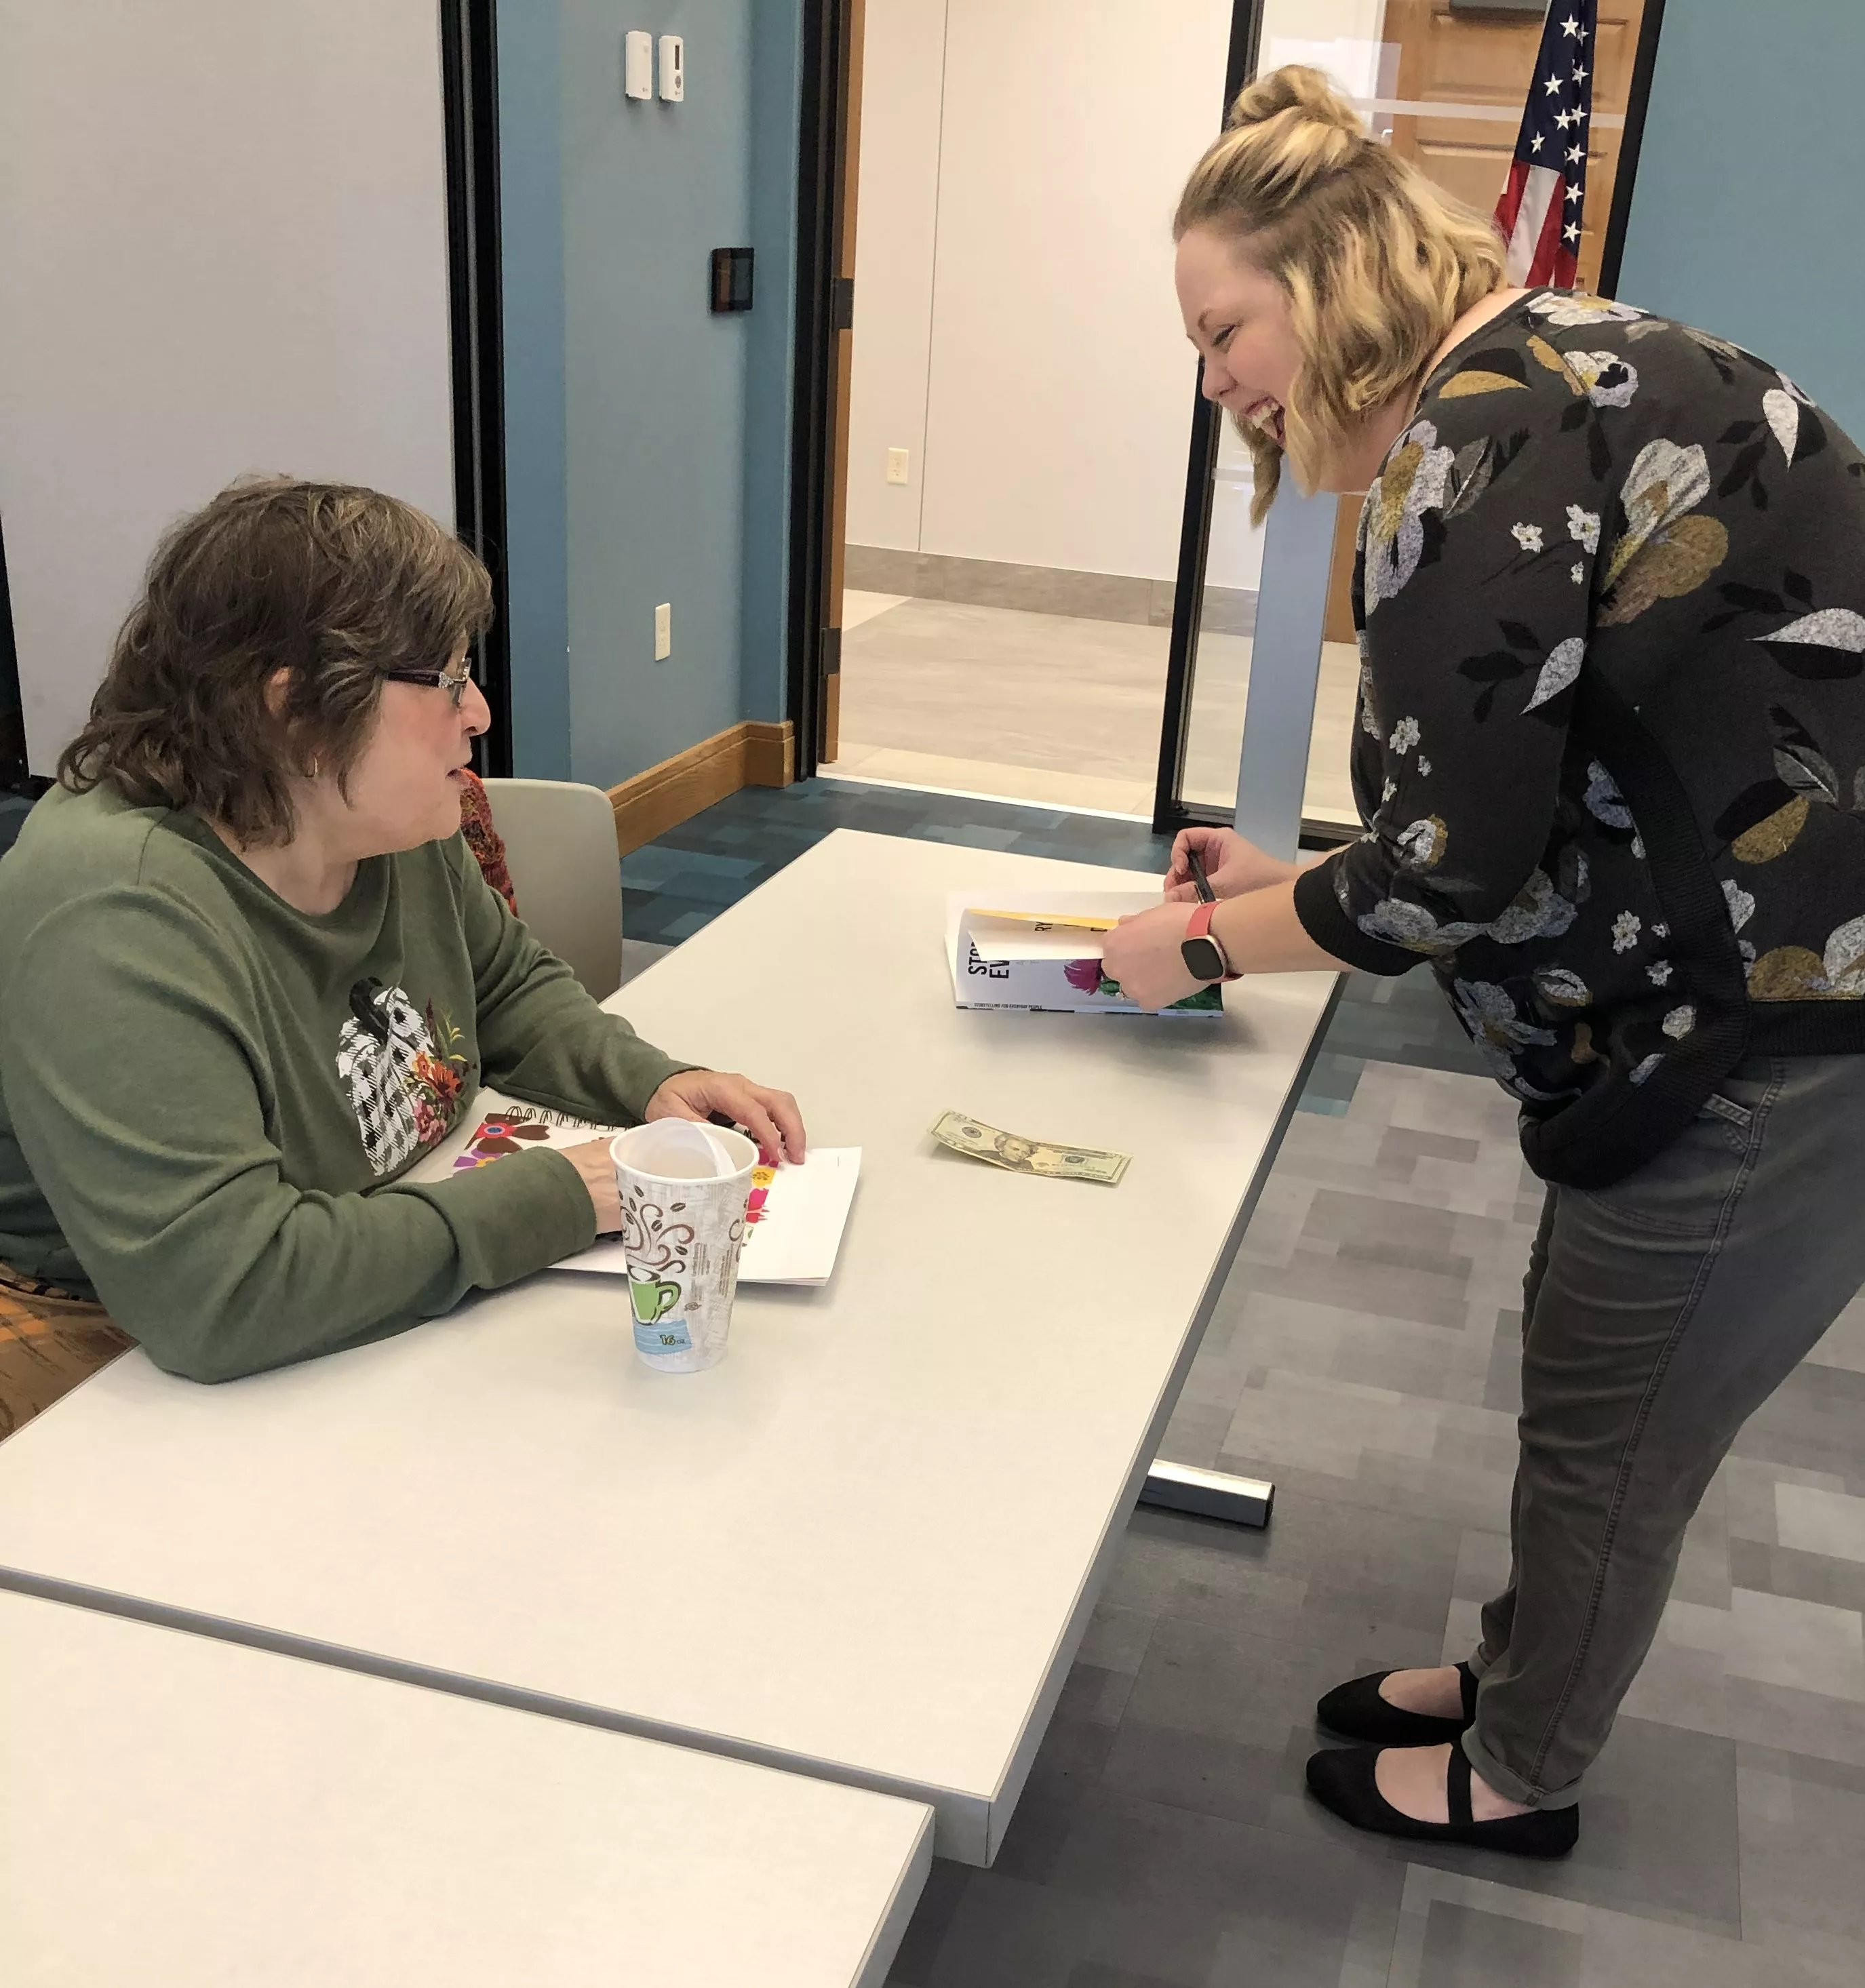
[{"xmin": 1227, "ymin": 63, "xmax": 1365, "ymax": 142}]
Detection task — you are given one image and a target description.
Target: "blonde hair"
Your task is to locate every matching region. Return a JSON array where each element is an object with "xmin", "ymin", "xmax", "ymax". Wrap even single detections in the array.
[{"xmin": 1175, "ymin": 65, "xmax": 1506, "ymax": 521}]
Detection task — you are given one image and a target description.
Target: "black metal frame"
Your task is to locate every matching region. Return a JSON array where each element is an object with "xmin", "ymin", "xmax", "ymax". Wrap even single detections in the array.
[
  {"xmin": 0, "ymin": 506, "xmax": 30, "ymax": 796},
  {"xmin": 1597, "ymin": 0, "xmax": 1666, "ymax": 300},
  {"xmin": 785, "ymin": 0, "xmax": 857, "ymax": 781},
  {"xmin": 1151, "ymin": 0, "xmax": 1668, "ymax": 840},
  {"xmin": 439, "ymin": 0, "xmax": 514, "ymax": 777},
  {"xmin": 1150, "ymin": 0, "xmax": 1266, "ymax": 837}
]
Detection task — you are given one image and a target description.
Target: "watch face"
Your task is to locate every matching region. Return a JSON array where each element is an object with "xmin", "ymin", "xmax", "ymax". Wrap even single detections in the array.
[{"xmin": 1181, "ymin": 935, "xmax": 1225, "ymax": 983}]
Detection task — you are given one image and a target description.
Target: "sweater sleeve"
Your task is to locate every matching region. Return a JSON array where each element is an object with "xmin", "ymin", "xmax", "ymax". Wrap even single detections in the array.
[
  {"xmin": 1, "ymin": 887, "xmax": 596, "ymax": 1383},
  {"xmin": 1293, "ymin": 360, "xmax": 1611, "ymax": 974},
  {"xmin": 446, "ymin": 836, "xmax": 694, "ymax": 1121}
]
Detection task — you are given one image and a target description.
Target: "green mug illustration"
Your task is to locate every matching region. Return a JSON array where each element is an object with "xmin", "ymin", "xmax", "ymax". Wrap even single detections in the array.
[{"xmin": 629, "ymin": 1276, "xmax": 682, "ymax": 1326}]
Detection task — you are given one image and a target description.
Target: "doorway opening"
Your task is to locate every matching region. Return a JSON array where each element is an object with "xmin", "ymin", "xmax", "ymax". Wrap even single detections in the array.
[
  {"xmin": 789, "ymin": 0, "xmax": 1665, "ymax": 841},
  {"xmin": 804, "ymin": 0, "xmax": 1252, "ymax": 821}
]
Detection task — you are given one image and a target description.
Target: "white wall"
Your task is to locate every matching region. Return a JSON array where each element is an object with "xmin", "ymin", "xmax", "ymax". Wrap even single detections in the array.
[
  {"xmin": 1257, "ymin": 0, "xmax": 1390, "ymax": 100},
  {"xmin": 0, "ymin": 3, "xmax": 456, "ymax": 770},
  {"xmin": 845, "ymin": 0, "xmax": 948, "ymax": 553},
  {"xmin": 848, "ymin": 0, "xmax": 1242, "ymax": 583}
]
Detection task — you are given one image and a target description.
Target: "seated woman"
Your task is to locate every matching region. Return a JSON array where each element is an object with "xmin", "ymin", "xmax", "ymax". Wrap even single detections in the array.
[{"xmin": 0, "ymin": 478, "xmax": 802, "ymax": 1406}]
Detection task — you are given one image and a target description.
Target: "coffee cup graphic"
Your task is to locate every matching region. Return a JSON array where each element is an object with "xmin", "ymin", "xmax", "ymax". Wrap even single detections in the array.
[{"xmin": 628, "ymin": 1277, "xmax": 682, "ymax": 1326}]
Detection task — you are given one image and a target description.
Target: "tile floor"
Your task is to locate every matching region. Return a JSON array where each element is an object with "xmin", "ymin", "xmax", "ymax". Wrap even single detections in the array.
[
  {"xmin": 830, "ymin": 592, "xmax": 1361, "ymax": 827},
  {"xmin": 632, "ymin": 778, "xmax": 1865, "ymax": 1987}
]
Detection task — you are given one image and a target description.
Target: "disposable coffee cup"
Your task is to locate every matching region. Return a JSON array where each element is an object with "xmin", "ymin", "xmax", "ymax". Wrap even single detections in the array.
[{"xmin": 610, "ymin": 1119, "xmax": 758, "ymax": 1374}]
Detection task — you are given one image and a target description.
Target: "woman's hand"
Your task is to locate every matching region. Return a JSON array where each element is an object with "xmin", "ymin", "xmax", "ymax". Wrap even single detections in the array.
[
  {"xmin": 1100, "ymin": 900, "xmax": 1206, "ymax": 1012},
  {"xmin": 1163, "ymin": 827, "xmax": 1295, "ymax": 903},
  {"xmin": 646, "ymin": 1069, "xmax": 808, "ymax": 1164},
  {"xmin": 562, "ymin": 1138, "xmax": 625, "ymax": 1234}
]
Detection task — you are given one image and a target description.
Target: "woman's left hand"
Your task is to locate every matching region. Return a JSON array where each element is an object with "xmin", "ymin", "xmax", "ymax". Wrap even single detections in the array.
[
  {"xmin": 1099, "ymin": 900, "xmax": 1207, "ymax": 1011},
  {"xmin": 646, "ymin": 1069, "xmax": 808, "ymax": 1162}
]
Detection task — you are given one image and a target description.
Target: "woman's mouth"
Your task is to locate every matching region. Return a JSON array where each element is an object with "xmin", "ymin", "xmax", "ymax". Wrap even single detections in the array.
[{"xmin": 1242, "ymin": 395, "xmax": 1286, "ymax": 445}]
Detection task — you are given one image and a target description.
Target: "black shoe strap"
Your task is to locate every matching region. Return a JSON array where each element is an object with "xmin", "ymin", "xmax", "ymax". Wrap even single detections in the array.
[
  {"xmin": 1457, "ymin": 1662, "xmax": 1478, "ymax": 1722},
  {"xmin": 1446, "ymin": 1743, "xmax": 1474, "ymax": 1827}
]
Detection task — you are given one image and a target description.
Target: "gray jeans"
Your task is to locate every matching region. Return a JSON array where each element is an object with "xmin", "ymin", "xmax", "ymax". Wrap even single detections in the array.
[{"xmin": 1464, "ymin": 1054, "xmax": 1865, "ymax": 1809}]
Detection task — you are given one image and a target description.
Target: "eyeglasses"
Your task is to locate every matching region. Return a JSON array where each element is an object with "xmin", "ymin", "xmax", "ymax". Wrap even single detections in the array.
[{"xmin": 380, "ymin": 660, "xmax": 475, "ymax": 709}]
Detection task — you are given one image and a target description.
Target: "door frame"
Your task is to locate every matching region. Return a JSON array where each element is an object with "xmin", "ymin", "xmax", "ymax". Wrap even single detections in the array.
[
  {"xmin": 1150, "ymin": 0, "xmax": 1668, "ymax": 843},
  {"xmin": 785, "ymin": 0, "xmax": 859, "ymax": 782},
  {"xmin": 439, "ymin": 0, "xmax": 515, "ymax": 778},
  {"xmin": 1150, "ymin": 0, "xmax": 1268, "ymax": 833}
]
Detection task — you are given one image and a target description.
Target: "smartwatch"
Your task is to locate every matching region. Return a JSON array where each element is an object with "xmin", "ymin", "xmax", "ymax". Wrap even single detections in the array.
[{"xmin": 1180, "ymin": 901, "xmax": 1238, "ymax": 984}]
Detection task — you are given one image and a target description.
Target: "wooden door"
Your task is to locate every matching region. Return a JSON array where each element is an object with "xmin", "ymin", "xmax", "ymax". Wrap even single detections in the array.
[
  {"xmin": 819, "ymin": 0, "xmax": 866, "ymax": 766},
  {"xmin": 1320, "ymin": 0, "xmax": 1646, "ymax": 645},
  {"xmin": 1385, "ymin": 0, "xmax": 1645, "ymax": 295}
]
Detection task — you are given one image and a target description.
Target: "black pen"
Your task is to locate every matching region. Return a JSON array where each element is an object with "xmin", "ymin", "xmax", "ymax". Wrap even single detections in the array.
[{"xmin": 1187, "ymin": 847, "xmax": 1217, "ymax": 904}]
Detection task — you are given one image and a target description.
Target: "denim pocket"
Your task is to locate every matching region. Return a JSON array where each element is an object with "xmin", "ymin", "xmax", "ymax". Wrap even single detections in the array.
[
  {"xmin": 1698, "ymin": 1091, "xmax": 1754, "ymax": 1135},
  {"xmin": 1577, "ymin": 1091, "xmax": 1761, "ymax": 1234}
]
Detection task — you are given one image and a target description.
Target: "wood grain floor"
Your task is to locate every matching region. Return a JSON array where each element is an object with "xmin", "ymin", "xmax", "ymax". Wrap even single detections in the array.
[{"xmin": 830, "ymin": 593, "xmax": 1360, "ymax": 826}]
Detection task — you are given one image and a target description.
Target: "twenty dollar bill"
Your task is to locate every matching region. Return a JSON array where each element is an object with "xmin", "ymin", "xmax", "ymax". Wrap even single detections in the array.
[{"xmin": 929, "ymin": 1111, "xmax": 1131, "ymax": 1187}]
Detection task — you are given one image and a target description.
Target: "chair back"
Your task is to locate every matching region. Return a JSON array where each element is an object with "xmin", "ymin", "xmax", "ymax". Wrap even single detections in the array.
[{"xmin": 476, "ymin": 778, "xmax": 623, "ymax": 999}]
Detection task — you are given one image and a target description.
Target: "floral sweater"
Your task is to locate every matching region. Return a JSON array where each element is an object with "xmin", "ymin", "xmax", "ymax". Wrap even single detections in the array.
[{"xmin": 1291, "ymin": 290, "xmax": 1865, "ymax": 1188}]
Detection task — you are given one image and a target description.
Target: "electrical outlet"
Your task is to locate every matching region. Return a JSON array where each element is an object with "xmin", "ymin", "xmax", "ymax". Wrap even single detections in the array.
[
  {"xmin": 654, "ymin": 602, "xmax": 671, "ymax": 660},
  {"xmin": 885, "ymin": 447, "xmax": 910, "ymax": 486}
]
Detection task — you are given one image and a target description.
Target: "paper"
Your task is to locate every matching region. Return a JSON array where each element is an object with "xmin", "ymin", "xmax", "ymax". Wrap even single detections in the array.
[
  {"xmin": 448, "ymin": 1105, "xmax": 861, "ymax": 1287},
  {"xmin": 965, "ymin": 907, "xmax": 1122, "ymax": 934},
  {"xmin": 557, "ymin": 1145, "xmax": 861, "ymax": 1288}
]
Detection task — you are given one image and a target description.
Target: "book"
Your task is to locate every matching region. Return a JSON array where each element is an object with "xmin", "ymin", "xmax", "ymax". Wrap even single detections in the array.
[
  {"xmin": 945, "ymin": 891, "xmax": 1222, "ymax": 1016},
  {"xmin": 448, "ymin": 1104, "xmax": 861, "ymax": 1288}
]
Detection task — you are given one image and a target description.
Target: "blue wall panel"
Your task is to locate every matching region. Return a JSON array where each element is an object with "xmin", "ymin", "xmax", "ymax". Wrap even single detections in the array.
[
  {"xmin": 561, "ymin": 0, "xmax": 753, "ymax": 791},
  {"xmin": 496, "ymin": 0, "xmax": 572, "ymax": 780},
  {"xmin": 1617, "ymin": 0, "xmax": 1865, "ymax": 443}
]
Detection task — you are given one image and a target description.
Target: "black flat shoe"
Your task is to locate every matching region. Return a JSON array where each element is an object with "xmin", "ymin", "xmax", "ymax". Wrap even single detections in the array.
[
  {"xmin": 1315, "ymin": 1661, "xmax": 1478, "ymax": 1745},
  {"xmin": 1306, "ymin": 1743, "xmax": 1578, "ymax": 1858}
]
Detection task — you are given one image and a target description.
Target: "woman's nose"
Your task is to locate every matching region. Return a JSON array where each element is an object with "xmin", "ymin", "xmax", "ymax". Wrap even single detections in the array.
[
  {"xmin": 461, "ymin": 678, "xmax": 492, "ymax": 738},
  {"xmin": 1200, "ymin": 356, "xmax": 1231, "ymax": 405}
]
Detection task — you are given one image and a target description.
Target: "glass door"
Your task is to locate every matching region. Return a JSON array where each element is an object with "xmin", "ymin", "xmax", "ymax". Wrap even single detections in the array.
[{"xmin": 1154, "ymin": 0, "xmax": 1651, "ymax": 850}]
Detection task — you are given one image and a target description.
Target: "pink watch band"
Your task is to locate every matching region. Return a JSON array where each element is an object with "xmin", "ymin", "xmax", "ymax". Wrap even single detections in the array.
[{"xmin": 1187, "ymin": 901, "xmax": 1242, "ymax": 980}]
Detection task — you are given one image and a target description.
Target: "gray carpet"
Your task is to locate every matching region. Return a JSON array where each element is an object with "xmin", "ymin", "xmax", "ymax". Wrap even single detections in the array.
[
  {"xmin": 612, "ymin": 780, "xmax": 1865, "ymax": 1985},
  {"xmin": 886, "ymin": 1052, "xmax": 1865, "ymax": 1988}
]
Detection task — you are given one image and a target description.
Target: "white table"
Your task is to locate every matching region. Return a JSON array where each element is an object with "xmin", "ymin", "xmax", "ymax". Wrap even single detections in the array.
[
  {"xmin": 0, "ymin": 831, "xmax": 1337, "ymax": 1862},
  {"xmin": 0, "ymin": 1585, "xmax": 931, "ymax": 1988}
]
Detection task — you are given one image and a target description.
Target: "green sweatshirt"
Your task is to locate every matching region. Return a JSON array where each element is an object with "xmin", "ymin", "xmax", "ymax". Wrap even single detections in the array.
[{"xmin": 0, "ymin": 782, "xmax": 688, "ymax": 1382}]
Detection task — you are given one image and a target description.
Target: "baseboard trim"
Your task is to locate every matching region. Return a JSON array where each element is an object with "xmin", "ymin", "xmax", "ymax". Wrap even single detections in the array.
[
  {"xmin": 608, "ymin": 719, "xmax": 794, "ymax": 856},
  {"xmin": 844, "ymin": 544, "xmax": 1257, "ymax": 637}
]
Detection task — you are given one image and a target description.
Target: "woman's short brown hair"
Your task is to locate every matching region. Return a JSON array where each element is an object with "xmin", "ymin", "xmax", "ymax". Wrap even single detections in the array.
[
  {"xmin": 58, "ymin": 478, "xmax": 493, "ymax": 845},
  {"xmin": 1176, "ymin": 65, "xmax": 1506, "ymax": 521}
]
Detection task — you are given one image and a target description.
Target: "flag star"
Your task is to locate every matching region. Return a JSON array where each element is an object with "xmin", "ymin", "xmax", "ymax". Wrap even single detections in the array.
[
  {"xmin": 1544, "ymin": 72, "xmax": 1565, "ymax": 96},
  {"xmin": 1564, "ymin": 222, "xmax": 1581, "ymax": 243},
  {"xmin": 1566, "ymin": 181, "xmax": 1584, "ymax": 202},
  {"xmin": 1561, "ymin": 13, "xmax": 1582, "ymax": 34},
  {"xmin": 1530, "ymin": 132, "xmax": 1545, "ymax": 153},
  {"xmin": 1567, "ymin": 144, "xmax": 1586, "ymax": 165},
  {"xmin": 1554, "ymin": 108, "xmax": 1574, "ymax": 129},
  {"xmin": 1573, "ymin": 64, "xmax": 1589, "ymax": 85}
]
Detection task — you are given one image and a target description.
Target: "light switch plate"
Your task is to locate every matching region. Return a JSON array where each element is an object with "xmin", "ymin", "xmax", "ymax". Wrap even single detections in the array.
[
  {"xmin": 623, "ymin": 31, "xmax": 652, "ymax": 101},
  {"xmin": 654, "ymin": 602, "xmax": 671, "ymax": 661},
  {"xmin": 658, "ymin": 34, "xmax": 684, "ymax": 101}
]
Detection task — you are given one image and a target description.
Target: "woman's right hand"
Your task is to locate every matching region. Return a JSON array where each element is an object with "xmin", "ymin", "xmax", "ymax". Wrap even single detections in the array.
[
  {"xmin": 1164, "ymin": 827, "xmax": 1296, "ymax": 902},
  {"xmin": 562, "ymin": 1138, "xmax": 625, "ymax": 1234}
]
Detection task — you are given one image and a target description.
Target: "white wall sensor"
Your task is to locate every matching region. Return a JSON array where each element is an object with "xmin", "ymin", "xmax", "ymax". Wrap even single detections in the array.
[
  {"xmin": 623, "ymin": 30, "xmax": 652, "ymax": 102},
  {"xmin": 658, "ymin": 34, "xmax": 684, "ymax": 102}
]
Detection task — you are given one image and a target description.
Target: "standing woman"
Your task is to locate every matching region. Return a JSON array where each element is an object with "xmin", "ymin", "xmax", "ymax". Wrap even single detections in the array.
[{"xmin": 1104, "ymin": 66, "xmax": 1865, "ymax": 1857}]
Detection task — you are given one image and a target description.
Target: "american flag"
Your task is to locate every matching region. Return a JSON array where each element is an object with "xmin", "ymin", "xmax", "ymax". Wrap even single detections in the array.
[{"xmin": 1493, "ymin": 1, "xmax": 1596, "ymax": 287}]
